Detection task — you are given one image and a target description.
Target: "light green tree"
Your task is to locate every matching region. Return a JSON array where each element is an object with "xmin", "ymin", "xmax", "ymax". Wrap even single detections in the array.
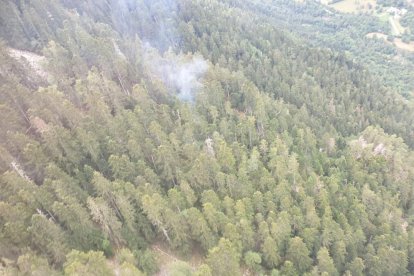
[
  {"xmin": 286, "ymin": 237, "xmax": 312, "ymax": 274},
  {"xmin": 206, "ymin": 238, "xmax": 240, "ymax": 276},
  {"xmin": 63, "ymin": 250, "xmax": 113, "ymax": 276}
]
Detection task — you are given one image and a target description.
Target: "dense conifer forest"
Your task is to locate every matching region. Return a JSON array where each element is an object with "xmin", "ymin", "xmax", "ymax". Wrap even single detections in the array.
[{"xmin": 1, "ymin": 0, "xmax": 414, "ymax": 275}]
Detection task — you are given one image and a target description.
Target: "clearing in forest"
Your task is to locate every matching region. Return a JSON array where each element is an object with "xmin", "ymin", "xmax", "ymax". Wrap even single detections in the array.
[
  {"xmin": 389, "ymin": 16, "xmax": 406, "ymax": 36},
  {"xmin": 394, "ymin": 38, "xmax": 414, "ymax": 51},
  {"xmin": 8, "ymin": 47, "xmax": 47, "ymax": 79},
  {"xmin": 330, "ymin": 0, "xmax": 377, "ymax": 13},
  {"xmin": 152, "ymin": 243, "xmax": 204, "ymax": 276},
  {"xmin": 366, "ymin": 32, "xmax": 414, "ymax": 52}
]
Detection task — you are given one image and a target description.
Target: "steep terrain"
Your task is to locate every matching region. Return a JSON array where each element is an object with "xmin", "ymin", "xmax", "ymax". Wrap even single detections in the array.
[{"xmin": 0, "ymin": 0, "xmax": 414, "ymax": 275}]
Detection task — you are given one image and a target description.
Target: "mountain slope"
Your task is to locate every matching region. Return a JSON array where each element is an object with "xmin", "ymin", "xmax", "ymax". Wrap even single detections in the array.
[{"xmin": 0, "ymin": 0, "xmax": 414, "ymax": 275}]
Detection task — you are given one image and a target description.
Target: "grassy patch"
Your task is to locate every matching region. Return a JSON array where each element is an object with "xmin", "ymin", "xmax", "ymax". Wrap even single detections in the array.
[
  {"xmin": 378, "ymin": 12, "xmax": 390, "ymax": 23},
  {"xmin": 330, "ymin": 0, "xmax": 377, "ymax": 13}
]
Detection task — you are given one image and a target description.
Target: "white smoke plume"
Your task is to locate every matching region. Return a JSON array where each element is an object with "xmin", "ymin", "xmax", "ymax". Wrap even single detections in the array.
[
  {"xmin": 158, "ymin": 56, "xmax": 208, "ymax": 102},
  {"xmin": 109, "ymin": 0, "xmax": 209, "ymax": 102},
  {"xmin": 143, "ymin": 43, "xmax": 209, "ymax": 102}
]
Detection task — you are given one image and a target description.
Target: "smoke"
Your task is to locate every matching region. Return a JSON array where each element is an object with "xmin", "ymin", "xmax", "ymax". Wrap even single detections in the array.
[
  {"xmin": 157, "ymin": 56, "xmax": 208, "ymax": 102},
  {"xmin": 109, "ymin": 0, "xmax": 180, "ymax": 52},
  {"xmin": 109, "ymin": 0, "xmax": 209, "ymax": 102}
]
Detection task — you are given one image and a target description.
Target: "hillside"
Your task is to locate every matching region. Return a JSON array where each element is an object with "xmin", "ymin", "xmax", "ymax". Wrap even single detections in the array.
[
  {"xmin": 1, "ymin": 0, "xmax": 414, "ymax": 275},
  {"xmin": 314, "ymin": 0, "xmax": 414, "ymax": 94}
]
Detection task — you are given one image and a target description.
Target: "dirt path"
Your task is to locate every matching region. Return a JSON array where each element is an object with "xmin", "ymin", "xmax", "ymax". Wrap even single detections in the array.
[
  {"xmin": 389, "ymin": 16, "xmax": 404, "ymax": 36},
  {"xmin": 394, "ymin": 38, "xmax": 414, "ymax": 52}
]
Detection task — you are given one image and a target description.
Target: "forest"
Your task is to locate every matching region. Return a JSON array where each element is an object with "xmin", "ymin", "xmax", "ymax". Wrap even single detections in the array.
[{"xmin": 1, "ymin": 0, "xmax": 414, "ymax": 275}]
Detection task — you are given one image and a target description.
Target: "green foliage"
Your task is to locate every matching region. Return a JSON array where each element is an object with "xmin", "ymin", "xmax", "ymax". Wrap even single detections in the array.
[
  {"xmin": 0, "ymin": 0, "xmax": 414, "ymax": 275},
  {"xmin": 280, "ymin": 261, "xmax": 298, "ymax": 276},
  {"xmin": 194, "ymin": 264, "xmax": 212, "ymax": 276},
  {"xmin": 317, "ymin": 247, "xmax": 338, "ymax": 276},
  {"xmin": 286, "ymin": 237, "xmax": 313, "ymax": 274},
  {"xmin": 206, "ymin": 239, "xmax": 240, "ymax": 276},
  {"xmin": 102, "ymin": 239, "xmax": 114, "ymax": 257},
  {"xmin": 117, "ymin": 248, "xmax": 136, "ymax": 265},
  {"xmin": 17, "ymin": 252, "xmax": 60, "ymax": 276},
  {"xmin": 119, "ymin": 262, "xmax": 144, "ymax": 276},
  {"xmin": 244, "ymin": 251, "xmax": 262, "ymax": 272},
  {"xmin": 346, "ymin": 257, "xmax": 365, "ymax": 276},
  {"xmin": 169, "ymin": 261, "xmax": 193, "ymax": 276},
  {"xmin": 135, "ymin": 249, "xmax": 159, "ymax": 275},
  {"xmin": 63, "ymin": 250, "xmax": 113, "ymax": 276}
]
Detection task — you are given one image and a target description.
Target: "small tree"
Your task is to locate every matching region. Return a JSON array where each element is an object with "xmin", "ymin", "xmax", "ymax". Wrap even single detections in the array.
[
  {"xmin": 63, "ymin": 250, "xmax": 113, "ymax": 276},
  {"xmin": 317, "ymin": 247, "xmax": 338, "ymax": 276},
  {"xmin": 206, "ymin": 238, "xmax": 240, "ymax": 276},
  {"xmin": 244, "ymin": 251, "xmax": 262, "ymax": 273},
  {"xmin": 286, "ymin": 237, "xmax": 312, "ymax": 274}
]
